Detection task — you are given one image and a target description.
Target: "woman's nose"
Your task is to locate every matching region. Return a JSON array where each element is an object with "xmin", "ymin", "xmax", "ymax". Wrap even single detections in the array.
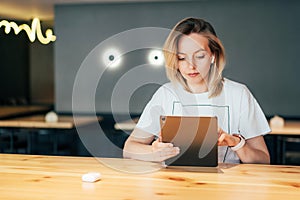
[{"xmin": 186, "ymin": 59, "xmax": 196, "ymax": 69}]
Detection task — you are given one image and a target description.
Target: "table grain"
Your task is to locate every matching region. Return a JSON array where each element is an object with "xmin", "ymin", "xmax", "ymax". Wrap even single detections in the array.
[{"xmin": 0, "ymin": 154, "xmax": 299, "ymax": 200}]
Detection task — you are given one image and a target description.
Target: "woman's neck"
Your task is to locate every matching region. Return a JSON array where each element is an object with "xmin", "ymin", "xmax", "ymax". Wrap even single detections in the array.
[{"xmin": 188, "ymin": 82, "xmax": 208, "ymax": 94}]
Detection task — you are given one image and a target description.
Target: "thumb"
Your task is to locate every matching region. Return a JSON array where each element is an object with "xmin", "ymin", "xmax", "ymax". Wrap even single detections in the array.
[{"xmin": 158, "ymin": 132, "xmax": 162, "ymax": 142}]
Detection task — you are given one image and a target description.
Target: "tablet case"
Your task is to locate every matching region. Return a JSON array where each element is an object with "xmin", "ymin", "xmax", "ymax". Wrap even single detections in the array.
[{"xmin": 160, "ymin": 116, "xmax": 218, "ymax": 167}]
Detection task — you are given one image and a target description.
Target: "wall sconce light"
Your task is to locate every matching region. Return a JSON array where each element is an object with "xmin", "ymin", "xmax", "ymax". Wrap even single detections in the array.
[
  {"xmin": 148, "ymin": 49, "xmax": 164, "ymax": 66},
  {"xmin": 103, "ymin": 48, "xmax": 122, "ymax": 69},
  {"xmin": 0, "ymin": 18, "xmax": 56, "ymax": 44}
]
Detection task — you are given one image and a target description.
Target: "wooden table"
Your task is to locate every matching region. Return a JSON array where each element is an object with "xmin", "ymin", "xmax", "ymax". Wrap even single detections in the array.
[
  {"xmin": 0, "ymin": 106, "xmax": 50, "ymax": 119},
  {"xmin": 0, "ymin": 154, "xmax": 299, "ymax": 200},
  {"xmin": 114, "ymin": 117, "xmax": 138, "ymax": 130},
  {"xmin": 270, "ymin": 121, "xmax": 300, "ymax": 135},
  {"xmin": 0, "ymin": 115, "xmax": 100, "ymax": 129},
  {"xmin": 0, "ymin": 115, "xmax": 101, "ymax": 154}
]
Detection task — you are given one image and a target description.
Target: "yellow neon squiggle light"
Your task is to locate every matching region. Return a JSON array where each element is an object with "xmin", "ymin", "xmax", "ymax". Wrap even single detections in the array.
[{"xmin": 0, "ymin": 18, "xmax": 56, "ymax": 44}]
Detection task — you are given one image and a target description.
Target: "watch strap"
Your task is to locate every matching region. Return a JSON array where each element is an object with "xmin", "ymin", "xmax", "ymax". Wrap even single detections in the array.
[{"xmin": 230, "ymin": 134, "xmax": 246, "ymax": 151}]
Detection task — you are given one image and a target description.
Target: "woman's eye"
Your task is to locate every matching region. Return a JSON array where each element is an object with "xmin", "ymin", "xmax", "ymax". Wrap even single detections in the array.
[
  {"xmin": 178, "ymin": 57, "xmax": 185, "ymax": 61},
  {"xmin": 195, "ymin": 55, "xmax": 205, "ymax": 59}
]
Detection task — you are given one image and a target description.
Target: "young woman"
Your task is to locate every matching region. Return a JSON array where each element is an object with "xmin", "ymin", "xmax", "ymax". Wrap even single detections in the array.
[{"xmin": 123, "ymin": 17, "xmax": 270, "ymax": 164}]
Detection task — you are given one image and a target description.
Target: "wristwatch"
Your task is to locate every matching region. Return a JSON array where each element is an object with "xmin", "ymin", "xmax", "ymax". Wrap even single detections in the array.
[{"xmin": 230, "ymin": 134, "xmax": 246, "ymax": 151}]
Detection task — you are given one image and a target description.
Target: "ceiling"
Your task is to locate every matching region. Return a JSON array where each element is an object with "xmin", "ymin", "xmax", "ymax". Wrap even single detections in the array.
[{"xmin": 0, "ymin": 0, "xmax": 186, "ymax": 21}]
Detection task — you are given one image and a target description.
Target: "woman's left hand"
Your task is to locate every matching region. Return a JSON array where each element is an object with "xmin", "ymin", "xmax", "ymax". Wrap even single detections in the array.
[{"xmin": 218, "ymin": 128, "xmax": 241, "ymax": 147}]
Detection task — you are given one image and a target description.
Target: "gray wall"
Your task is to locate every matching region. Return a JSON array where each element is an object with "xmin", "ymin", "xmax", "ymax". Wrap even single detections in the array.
[{"xmin": 55, "ymin": 0, "xmax": 300, "ymax": 117}]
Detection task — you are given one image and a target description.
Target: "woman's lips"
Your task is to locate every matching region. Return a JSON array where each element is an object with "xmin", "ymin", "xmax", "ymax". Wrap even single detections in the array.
[{"xmin": 188, "ymin": 72, "xmax": 199, "ymax": 77}]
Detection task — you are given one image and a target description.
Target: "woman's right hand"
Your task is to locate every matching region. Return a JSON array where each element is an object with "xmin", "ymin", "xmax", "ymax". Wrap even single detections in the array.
[{"xmin": 151, "ymin": 137, "xmax": 180, "ymax": 162}]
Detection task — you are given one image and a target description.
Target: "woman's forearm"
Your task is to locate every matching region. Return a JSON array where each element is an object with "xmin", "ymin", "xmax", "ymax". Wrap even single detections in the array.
[
  {"xmin": 236, "ymin": 142, "xmax": 270, "ymax": 164},
  {"xmin": 123, "ymin": 139, "xmax": 154, "ymax": 161}
]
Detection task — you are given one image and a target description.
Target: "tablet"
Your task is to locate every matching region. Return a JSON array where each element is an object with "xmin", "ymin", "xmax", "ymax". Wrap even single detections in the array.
[{"xmin": 160, "ymin": 116, "xmax": 218, "ymax": 167}]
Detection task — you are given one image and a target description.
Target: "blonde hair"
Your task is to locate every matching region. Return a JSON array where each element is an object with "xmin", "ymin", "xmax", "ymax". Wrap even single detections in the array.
[{"xmin": 163, "ymin": 17, "xmax": 226, "ymax": 98}]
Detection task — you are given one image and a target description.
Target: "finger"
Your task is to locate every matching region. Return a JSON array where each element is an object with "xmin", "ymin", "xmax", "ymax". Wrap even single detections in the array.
[
  {"xmin": 161, "ymin": 147, "xmax": 180, "ymax": 155},
  {"xmin": 218, "ymin": 140, "xmax": 227, "ymax": 146},
  {"xmin": 156, "ymin": 142, "xmax": 174, "ymax": 148},
  {"xmin": 218, "ymin": 127, "xmax": 222, "ymax": 133},
  {"xmin": 158, "ymin": 131, "xmax": 161, "ymax": 136},
  {"xmin": 218, "ymin": 128, "xmax": 225, "ymax": 137},
  {"xmin": 218, "ymin": 133, "xmax": 229, "ymax": 146},
  {"xmin": 218, "ymin": 133, "xmax": 226, "ymax": 142},
  {"xmin": 155, "ymin": 147, "xmax": 180, "ymax": 161},
  {"xmin": 153, "ymin": 146, "xmax": 179, "ymax": 156},
  {"xmin": 152, "ymin": 141, "xmax": 174, "ymax": 153},
  {"xmin": 152, "ymin": 139, "xmax": 159, "ymax": 147},
  {"xmin": 158, "ymin": 135, "xmax": 162, "ymax": 142}
]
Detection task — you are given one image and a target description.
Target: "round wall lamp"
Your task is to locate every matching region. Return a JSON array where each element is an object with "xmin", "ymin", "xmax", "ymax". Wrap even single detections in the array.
[
  {"xmin": 148, "ymin": 49, "xmax": 164, "ymax": 66},
  {"xmin": 148, "ymin": 50, "xmax": 164, "ymax": 66},
  {"xmin": 103, "ymin": 48, "xmax": 122, "ymax": 69}
]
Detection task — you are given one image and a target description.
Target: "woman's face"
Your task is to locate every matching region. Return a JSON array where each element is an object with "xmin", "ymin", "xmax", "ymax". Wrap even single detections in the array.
[{"xmin": 177, "ymin": 33, "xmax": 214, "ymax": 92}]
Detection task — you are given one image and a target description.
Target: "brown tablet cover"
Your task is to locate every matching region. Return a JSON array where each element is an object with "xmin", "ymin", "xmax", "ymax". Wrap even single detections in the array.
[{"xmin": 160, "ymin": 116, "xmax": 218, "ymax": 167}]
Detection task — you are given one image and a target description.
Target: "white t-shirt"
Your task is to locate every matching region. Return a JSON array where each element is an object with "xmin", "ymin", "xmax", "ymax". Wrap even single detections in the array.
[{"xmin": 136, "ymin": 78, "xmax": 271, "ymax": 163}]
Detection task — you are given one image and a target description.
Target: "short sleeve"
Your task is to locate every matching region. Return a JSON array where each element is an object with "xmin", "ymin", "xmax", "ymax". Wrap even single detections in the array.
[
  {"xmin": 135, "ymin": 87, "xmax": 166, "ymax": 136},
  {"xmin": 238, "ymin": 86, "xmax": 271, "ymax": 139}
]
